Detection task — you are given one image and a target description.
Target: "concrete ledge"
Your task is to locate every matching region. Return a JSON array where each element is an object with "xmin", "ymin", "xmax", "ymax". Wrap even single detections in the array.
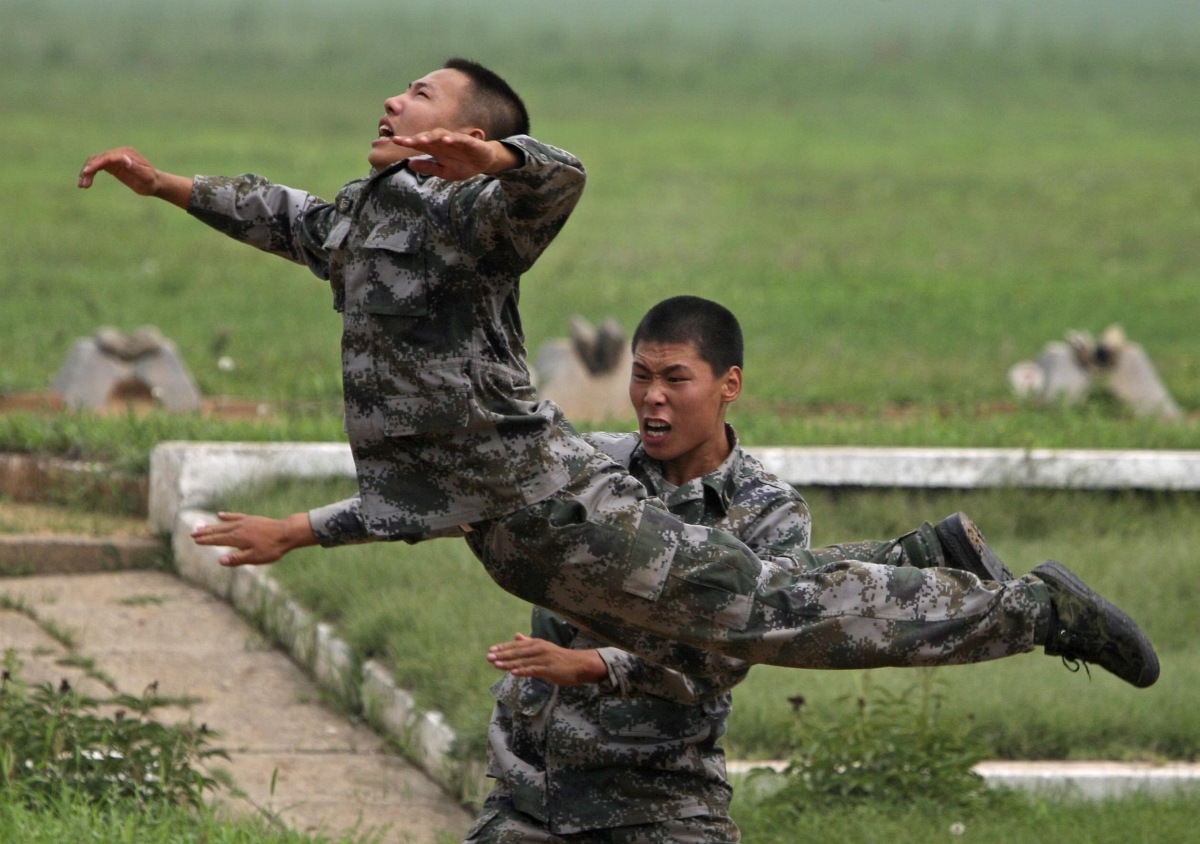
[
  {"xmin": 729, "ymin": 760, "xmax": 1200, "ymax": 800},
  {"xmin": 149, "ymin": 442, "xmax": 355, "ymax": 534},
  {"xmin": 149, "ymin": 443, "xmax": 1200, "ymax": 539},
  {"xmin": 753, "ymin": 446, "xmax": 1200, "ymax": 491},
  {"xmin": 974, "ymin": 760, "xmax": 1200, "ymax": 799},
  {"xmin": 0, "ymin": 535, "xmax": 164, "ymax": 575}
]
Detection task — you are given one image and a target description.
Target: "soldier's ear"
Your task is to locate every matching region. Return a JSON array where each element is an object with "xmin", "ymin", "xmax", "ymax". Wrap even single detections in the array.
[{"xmin": 720, "ymin": 366, "xmax": 743, "ymax": 404}]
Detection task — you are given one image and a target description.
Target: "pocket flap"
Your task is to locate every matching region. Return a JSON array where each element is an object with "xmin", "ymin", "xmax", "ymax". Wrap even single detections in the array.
[
  {"xmin": 322, "ymin": 219, "xmax": 351, "ymax": 250},
  {"xmin": 363, "ymin": 225, "xmax": 422, "ymax": 253},
  {"xmin": 621, "ymin": 505, "xmax": 681, "ymax": 601},
  {"xmin": 490, "ymin": 674, "xmax": 554, "ymax": 717}
]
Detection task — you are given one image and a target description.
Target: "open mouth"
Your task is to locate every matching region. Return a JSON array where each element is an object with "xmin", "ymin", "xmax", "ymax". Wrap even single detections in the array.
[
  {"xmin": 643, "ymin": 419, "xmax": 671, "ymax": 440},
  {"xmin": 378, "ymin": 122, "xmax": 395, "ymax": 138}
]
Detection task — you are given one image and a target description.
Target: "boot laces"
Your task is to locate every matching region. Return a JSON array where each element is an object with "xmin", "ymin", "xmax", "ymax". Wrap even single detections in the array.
[{"xmin": 1060, "ymin": 656, "xmax": 1092, "ymax": 680}]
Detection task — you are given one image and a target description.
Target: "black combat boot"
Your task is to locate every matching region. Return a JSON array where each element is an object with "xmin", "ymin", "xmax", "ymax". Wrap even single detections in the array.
[{"xmin": 1033, "ymin": 560, "xmax": 1160, "ymax": 688}]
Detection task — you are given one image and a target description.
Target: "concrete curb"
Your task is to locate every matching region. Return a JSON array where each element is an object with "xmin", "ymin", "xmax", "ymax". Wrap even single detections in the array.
[
  {"xmin": 728, "ymin": 760, "xmax": 1200, "ymax": 800},
  {"xmin": 751, "ymin": 445, "xmax": 1200, "ymax": 491},
  {"xmin": 148, "ymin": 443, "xmax": 1200, "ymax": 538},
  {"xmin": 145, "ymin": 441, "xmax": 1200, "ymax": 803}
]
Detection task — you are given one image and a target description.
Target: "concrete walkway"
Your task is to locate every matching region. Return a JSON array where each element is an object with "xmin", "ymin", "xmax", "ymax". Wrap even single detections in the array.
[{"xmin": 0, "ymin": 567, "xmax": 473, "ymax": 843}]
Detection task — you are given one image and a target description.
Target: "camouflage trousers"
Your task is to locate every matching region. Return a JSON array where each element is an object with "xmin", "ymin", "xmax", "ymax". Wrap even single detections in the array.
[
  {"xmin": 809, "ymin": 523, "xmax": 947, "ymax": 571},
  {"xmin": 464, "ymin": 796, "xmax": 739, "ymax": 843},
  {"xmin": 466, "ymin": 449, "xmax": 1051, "ymax": 672}
]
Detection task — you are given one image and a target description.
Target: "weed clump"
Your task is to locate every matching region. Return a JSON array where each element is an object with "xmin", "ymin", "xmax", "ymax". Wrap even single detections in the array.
[
  {"xmin": 753, "ymin": 669, "xmax": 1016, "ymax": 813},
  {"xmin": 0, "ymin": 653, "xmax": 227, "ymax": 810}
]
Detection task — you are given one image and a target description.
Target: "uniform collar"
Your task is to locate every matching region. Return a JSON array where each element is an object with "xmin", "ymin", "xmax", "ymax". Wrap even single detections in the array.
[{"xmin": 631, "ymin": 424, "xmax": 743, "ymax": 515}]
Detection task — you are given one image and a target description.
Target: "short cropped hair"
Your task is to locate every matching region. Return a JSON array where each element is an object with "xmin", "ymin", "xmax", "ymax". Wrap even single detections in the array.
[
  {"xmin": 632, "ymin": 295, "xmax": 744, "ymax": 374},
  {"xmin": 444, "ymin": 57, "xmax": 531, "ymax": 140}
]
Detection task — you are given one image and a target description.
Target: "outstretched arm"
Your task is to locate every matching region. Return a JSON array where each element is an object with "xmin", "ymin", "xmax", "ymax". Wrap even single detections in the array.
[
  {"xmin": 77, "ymin": 147, "xmax": 194, "ymax": 209},
  {"xmin": 487, "ymin": 633, "xmax": 607, "ymax": 686},
  {"xmin": 191, "ymin": 511, "xmax": 318, "ymax": 567}
]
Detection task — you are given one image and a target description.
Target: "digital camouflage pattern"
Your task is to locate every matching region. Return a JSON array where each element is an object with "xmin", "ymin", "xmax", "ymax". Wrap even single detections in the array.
[
  {"xmin": 189, "ymin": 133, "xmax": 1052, "ymax": 675},
  {"xmin": 479, "ymin": 430, "xmax": 808, "ymax": 836},
  {"xmin": 465, "ymin": 796, "xmax": 739, "ymax": 844},
  {"xmin": 188, "ymin": 136, "xmax": 590, "ymax": 538},
  {"xmin": 483, "ymin": 611, "xmax": 740, "ymax": 836},
  {"xmin": 466, "ymin": 442, "xmax": 1051, "ymax": 674}
]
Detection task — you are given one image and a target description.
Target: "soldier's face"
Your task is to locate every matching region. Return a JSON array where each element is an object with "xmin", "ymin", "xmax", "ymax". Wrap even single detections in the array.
[
  {"xmin": 629, "ymin": 340, "xmax": 742, "ymax": 484},
  {"xmin": 369, "ymin": 68, "xmax": 474, "ymax": 170}
]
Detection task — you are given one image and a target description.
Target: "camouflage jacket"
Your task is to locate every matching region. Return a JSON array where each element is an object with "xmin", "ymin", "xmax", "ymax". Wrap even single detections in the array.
[
  {"xmin": 188, "ymin": 137, "xmax": 588, "ymax": 540},
  {"xmin": 486, "ymin": 428, "xmax": 811, "ymax": 833}
]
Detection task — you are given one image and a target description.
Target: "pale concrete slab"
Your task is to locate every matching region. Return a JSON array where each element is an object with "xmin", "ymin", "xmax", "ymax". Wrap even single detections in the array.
[
  {"xmin": 221, "ymin": 752, "xmax": 469, "ymax": 842},
  {"xmin": 729, "ymin": 759, "xmax": 1200, "ymax": 801}
]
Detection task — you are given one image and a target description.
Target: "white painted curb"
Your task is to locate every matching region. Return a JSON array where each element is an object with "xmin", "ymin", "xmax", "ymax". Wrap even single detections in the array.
[
  {"xmin": 151, "ymin": 441, "xmax": 1200, "ymax": 537},
  {"xmin": 729, "ymin": 760, "xmax": 1200, "ymax": 800},
  {"xmin": 753, "ymin": 445, "xmax": 1200, "ymax": 491}
]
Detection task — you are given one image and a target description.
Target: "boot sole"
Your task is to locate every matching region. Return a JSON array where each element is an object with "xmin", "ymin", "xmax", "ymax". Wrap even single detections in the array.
[{"xmin": 935, "ymin": 513, "xmax": 1015, "ymax": 582}]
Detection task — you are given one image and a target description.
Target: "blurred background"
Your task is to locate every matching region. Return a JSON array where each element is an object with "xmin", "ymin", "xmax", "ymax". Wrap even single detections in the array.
[{"xmin": 3, "ymin": 0, "xmax": 1197, "ymax": 450}]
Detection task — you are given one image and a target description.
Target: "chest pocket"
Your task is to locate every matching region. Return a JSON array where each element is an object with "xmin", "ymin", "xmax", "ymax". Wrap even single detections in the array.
[
  {"xmin": 491, "ymin": 674, "xmax": 554, "ymax": 718},
  {"xmin": 362, "ymin": 223, "xmax": 428, "ymax": 317}
]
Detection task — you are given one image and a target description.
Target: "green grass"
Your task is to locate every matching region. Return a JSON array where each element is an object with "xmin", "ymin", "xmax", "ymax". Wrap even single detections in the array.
[
  {"xmin": 2, "ymin": 772, "xmax": 1194, "ymax": 844},
  {"xmin": 730, "ymin": 789, "xmax": 1200, "ymax": 844},
  {"xmin": 0, "ymin": 654, "xmax": 377, "ymax": 843},
  {"xmin": 2, "ymin": 0, "xmax": 1199, "ymax": 456},
  {"xmin": 0, "ymin": 796, "xmax": 373, "ymax": 844}
]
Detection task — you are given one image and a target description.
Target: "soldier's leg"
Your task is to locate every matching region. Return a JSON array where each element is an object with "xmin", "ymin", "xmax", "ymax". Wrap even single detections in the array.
[
  {"xmin": 468, "ymin": 453, "xmax": 1041, "ymax": 670},
  {"xmin": 807, "ymin": 513, "xmax": 1013, "ymax": 582},
  {"xmin": 467, "ymin": 449, "xmax": 1156, "ymax": 686}
]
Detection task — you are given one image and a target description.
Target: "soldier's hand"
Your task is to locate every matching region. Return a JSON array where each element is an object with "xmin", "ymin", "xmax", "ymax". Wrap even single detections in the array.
[
  {"xmin": 395, "ymin": 129, "xmax": 519, "ymax": 180},
  {"xmin": 191, "ymin": 511, "xmax": 317, "ymax": 567},
  {"xmin": 487, "ymin": 633, "xmax": 608, "ymax": 686},
  {"xmin": 78, "ymin": 147, "xmax": 159, "ymax": 193},
  {"xmin": 78, "ymin": 147, "xmax": 194, "ymax": 207}
]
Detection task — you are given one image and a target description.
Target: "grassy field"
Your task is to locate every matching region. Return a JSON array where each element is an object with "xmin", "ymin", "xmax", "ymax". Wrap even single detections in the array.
[
  {"xmin": 2, "ymin": 0, "xmax": 1198, "ymax": 454},
  {"xmin": 730, "ymin": 791, "xmax": 1200, "ymax": 844}
]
